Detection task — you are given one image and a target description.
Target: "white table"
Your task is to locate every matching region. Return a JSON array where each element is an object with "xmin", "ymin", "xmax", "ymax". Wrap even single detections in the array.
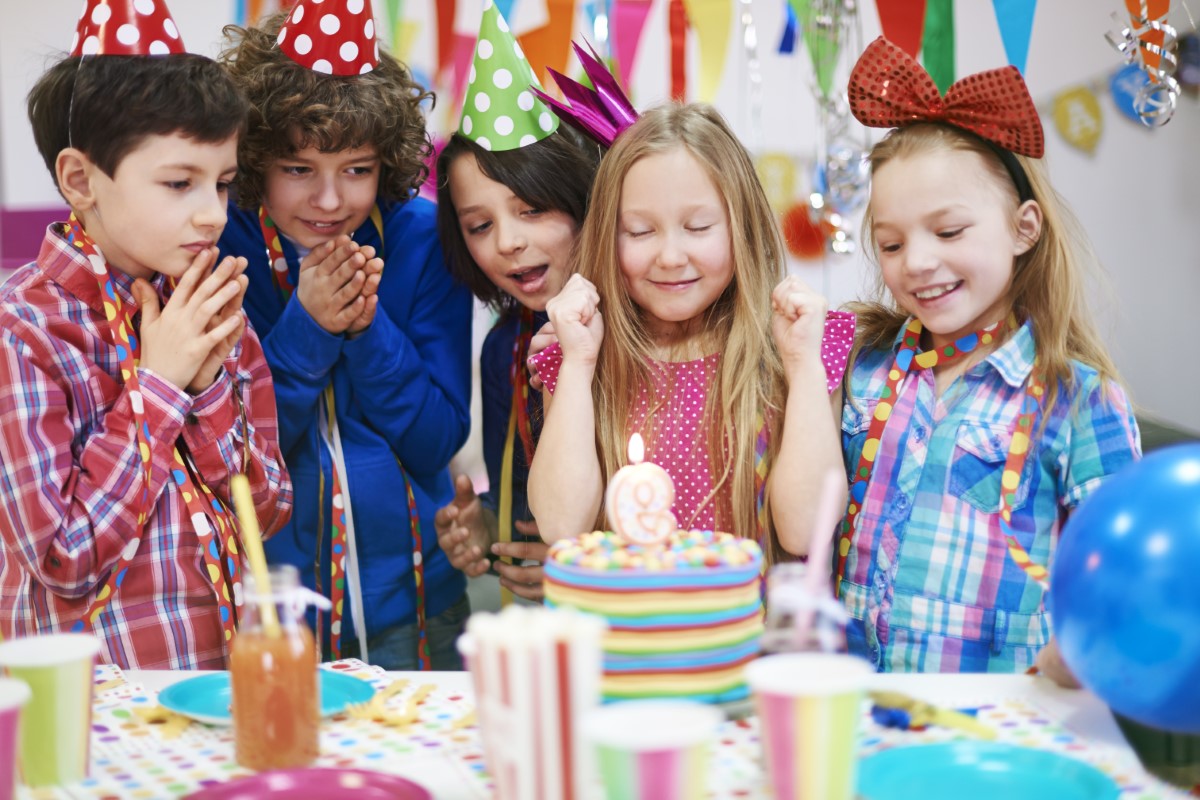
[{"xmin": 116, "ymin": 669, "xmax": 1156, "ymax": 799}]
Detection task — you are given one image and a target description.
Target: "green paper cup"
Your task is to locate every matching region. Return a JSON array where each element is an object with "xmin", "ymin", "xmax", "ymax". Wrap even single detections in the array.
[
  {"xmin": 584, "ymin": 699, "xmax": 722, "ymax": 800},
  {"xmin": 746, "ymin": 653, "xmax": 874, "ymax": 800},
  {"xmin": 0, "ymin": 634, "xmax": 99, "ymax": 787}
]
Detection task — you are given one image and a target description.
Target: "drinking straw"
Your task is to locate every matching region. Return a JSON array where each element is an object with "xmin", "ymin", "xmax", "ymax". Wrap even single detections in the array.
[{"xmin": 230, "ymin": 474, "xmax": 281, "ymax": 637}]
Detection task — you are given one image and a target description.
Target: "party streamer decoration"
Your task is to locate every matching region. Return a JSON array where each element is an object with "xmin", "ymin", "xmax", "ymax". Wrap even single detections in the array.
[
  {"xmin": 1105, "ymin": 0, "xmax": 1181, "ymax": 125},
  {"xmin": 519, "ymin": 0, "xmax": 577, "ymax": 88}
]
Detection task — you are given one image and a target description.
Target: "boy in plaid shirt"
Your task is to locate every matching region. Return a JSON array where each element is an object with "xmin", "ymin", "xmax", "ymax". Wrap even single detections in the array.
[{"xmin": 0, "ymin": 3, "xmax": 291, "ymax": 669}]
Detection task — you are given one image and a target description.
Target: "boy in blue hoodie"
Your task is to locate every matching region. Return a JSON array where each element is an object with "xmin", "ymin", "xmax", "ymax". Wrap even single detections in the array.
[{"xmin": 217, "ymin": 0, "xmax": 472, "ymax": 669}]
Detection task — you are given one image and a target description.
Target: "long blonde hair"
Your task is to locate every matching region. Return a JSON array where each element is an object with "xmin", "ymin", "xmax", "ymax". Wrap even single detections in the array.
[
  {"xmin": 577, "ymin": 102, "xmax": 786, "ymax": 555},
  {"xmin": 852, "ymin": 123, "xmax": 1122, "ymax": 418}
]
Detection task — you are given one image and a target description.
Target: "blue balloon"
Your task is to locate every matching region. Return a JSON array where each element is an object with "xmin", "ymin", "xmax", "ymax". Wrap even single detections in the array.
[
  {"xmin": 1109, "ymin": 63, "xmax": 1150, "ymax": 124},
  {"xmin": 1051, "ymin": 444, "xmax": 1200, "ymax": 734}
]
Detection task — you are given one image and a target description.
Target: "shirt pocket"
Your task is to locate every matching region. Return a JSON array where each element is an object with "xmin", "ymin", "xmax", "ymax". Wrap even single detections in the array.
[{"xmin": 948, "ymin": 422, "xmax": 1031, "ymax": 514}]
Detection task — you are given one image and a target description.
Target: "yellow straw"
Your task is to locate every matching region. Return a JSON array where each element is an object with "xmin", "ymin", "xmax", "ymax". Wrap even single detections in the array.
[{"xmin": 230, "ymin": 474, "xmax": 281, "ymax": 638}]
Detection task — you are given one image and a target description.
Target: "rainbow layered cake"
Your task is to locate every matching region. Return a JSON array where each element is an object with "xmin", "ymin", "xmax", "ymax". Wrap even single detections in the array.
[{"xmin": 544, "ymin": 529, "xmax": 763, "ymax": 704}]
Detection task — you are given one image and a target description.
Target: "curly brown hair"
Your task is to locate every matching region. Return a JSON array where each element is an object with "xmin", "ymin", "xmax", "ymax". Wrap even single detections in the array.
[{"xmin": 219, "ymin": 10, "xmax": 433, "ymax": 209}]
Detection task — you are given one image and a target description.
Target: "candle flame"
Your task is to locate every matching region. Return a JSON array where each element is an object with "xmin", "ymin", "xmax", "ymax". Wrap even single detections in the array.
[{"xmin": 628, "ymin": 433, "xmax": 644, "ymax": 464}]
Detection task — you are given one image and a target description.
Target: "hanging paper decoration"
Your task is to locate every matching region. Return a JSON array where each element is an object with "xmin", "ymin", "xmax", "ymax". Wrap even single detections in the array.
[
  {"xmin": 1109, "ymin": 62, "xmax": 1152, "ymax": 123},
  {"xmin": 1052, "ymin": 86, "xmax": 1103, "ymax": 154},
  {"xmin": 612, "ymin": 0, "xmax": 653, "ymax": 89},
  {"xmin": 495, "ymin": 0, "xmax": 517, "ymax": 20},
  {"xmin": 436, "ymin": 0, "xmax": 458, "ymax": 88},
  {"xmin": 921, "ymin": 0, "xmax": 955, "ymax": 93},
  {"xmin": 874, "ymin": 0, "xmax": 926, "ymax": 57},
  {"xmin": 779, "ymin": 2, "xmax": 798, "ymax": 54},
  {"xmin": 683, "ymin": 0, "xmax": 734, "ymax": 102},
  {"xmin": 789, "ymin": 0, "xmax": 843, "ymax": 98},
  {"xmin": 781, "ymin": 201, "xmax": 830, "ymax": 260},
  {"xmin": 669, "ymin": 0, "xmax": 689, "ymax": 100},
  {"xmin": 991, "ymin": 0, "xmax": 1038, "ymax": 74},
  {"xmin": 756, "ymin": 153, "xmax": 797, "ymax": 213},
  {"xmin": 1105, "ymin": 0, "xmax": 1181, "ymax": 126},
  {"xmin": 510, "ymin": 0, "xmax": 549, "ymax": 35},
  {"xmin": 1178, "ymin": 33, "xmax": 1200, "ymax": 93},
  {"xmin": 518, "ymin": 0, "xmax": 577, "ymax": 89}
]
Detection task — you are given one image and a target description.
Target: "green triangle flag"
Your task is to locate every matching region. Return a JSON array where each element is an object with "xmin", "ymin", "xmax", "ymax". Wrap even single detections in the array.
[{"xmin": 459, "ymin": 0, "xmax": 559, "ymax": 151}]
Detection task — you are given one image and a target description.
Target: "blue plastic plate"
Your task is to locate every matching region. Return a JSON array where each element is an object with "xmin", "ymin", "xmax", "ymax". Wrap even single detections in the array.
[
  {"xmin": 857, "ymin": 741, "xmax": 1121, "ymax": 800},
  {"xmin": 158, "ymin": 670, "xmax": 375, "ymax": 726}
]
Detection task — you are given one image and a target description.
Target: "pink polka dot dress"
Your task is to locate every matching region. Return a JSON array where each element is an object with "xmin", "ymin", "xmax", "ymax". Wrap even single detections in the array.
[{"xmin": 528, "ymin": 311, "xmax": 856, "ymax": 531}]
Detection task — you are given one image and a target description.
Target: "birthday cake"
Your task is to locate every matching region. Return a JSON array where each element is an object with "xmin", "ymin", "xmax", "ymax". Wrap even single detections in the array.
[{"xmin": 544, "ymin": 529, "xmax": 764, "ymax": 704}]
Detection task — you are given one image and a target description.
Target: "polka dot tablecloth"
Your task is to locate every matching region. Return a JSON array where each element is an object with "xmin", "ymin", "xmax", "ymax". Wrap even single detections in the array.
[{"xmin": 16, "ymin": 663, "xmax": 1197, "ymax": 799}]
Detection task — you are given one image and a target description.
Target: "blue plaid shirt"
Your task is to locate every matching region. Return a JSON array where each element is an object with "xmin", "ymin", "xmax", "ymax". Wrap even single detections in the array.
[{"xmin": 840, "ymin": 320, "xmax": 1140, "ymax": 673}]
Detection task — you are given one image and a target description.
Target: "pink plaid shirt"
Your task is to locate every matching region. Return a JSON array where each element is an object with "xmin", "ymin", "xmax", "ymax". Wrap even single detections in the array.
[{"xmin": 0, "ymin": 225, "xmax": 292, "ymax": 669}]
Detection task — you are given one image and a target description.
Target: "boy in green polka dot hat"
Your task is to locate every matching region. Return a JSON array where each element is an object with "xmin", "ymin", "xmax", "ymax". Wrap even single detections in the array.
[
  {"xmin": 433, "ymin": 2, "xmax": 601, "ymax": 603},
  {"xmin": 459, "ymin": 0, "xmax": 559, "ymax": 151}
]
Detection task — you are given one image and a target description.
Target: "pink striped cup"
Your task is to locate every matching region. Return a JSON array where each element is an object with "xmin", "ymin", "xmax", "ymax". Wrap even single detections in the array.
[
  {"xmin": 0, "ymin": 678, "xmax": 31, "ymax": 800},
  {"xmin": 746, "ymin": 652, "xmax": 874, "ymax": 800},
  {"xmin": 584, "ymin": 699, "xmax": 722, "ymax": 800}
]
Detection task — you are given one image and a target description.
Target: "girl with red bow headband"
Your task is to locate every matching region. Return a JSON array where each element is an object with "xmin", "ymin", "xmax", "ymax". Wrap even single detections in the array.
[{"xmin": 831, "ymin": 37, "xmax": 1141, "ymax": 682}]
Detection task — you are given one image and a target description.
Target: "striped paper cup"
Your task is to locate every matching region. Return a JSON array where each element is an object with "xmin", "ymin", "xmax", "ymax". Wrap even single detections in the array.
[
  {"xmin": 745, "ymin": 653, "xmax": 874, "ymax": 800},
  {"xmin": 0, "ymin": 634, "xmax": 100, "ymax": 788},
  {"xmin": 584, "ymin": 699, "xmax": 722, "ymax": 800},
  {"xmin": 0, "ymin": 678, "xmax": 31, "ymax": 800}
]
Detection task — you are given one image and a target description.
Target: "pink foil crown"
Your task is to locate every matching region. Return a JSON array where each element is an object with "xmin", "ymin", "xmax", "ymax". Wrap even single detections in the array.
[{"xmin": 530, "ymin": 40, "xmax": 637, "ymax": 148}]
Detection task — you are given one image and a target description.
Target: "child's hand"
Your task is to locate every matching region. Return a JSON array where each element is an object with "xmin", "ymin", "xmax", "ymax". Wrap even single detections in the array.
[
  {"xmin": 1035, "ymin": 637, "xmax": 1082, "ymax": 689},
  {"xmin": 296, "ymin": 235, "xmax": 371, "ymax": 335},
  {"xmin": 134, "ymin": 248, "xmax": 247, "ymax": 392},
  {"xmin": 187, "ymin": 255, "xmax": 250, "ymax": 394},
  {"xmin": 771, "ymin": 275, "xmax": 829, "ymax": 382},
  {"xmin": 346, "ymin": 246, "xmax": 384, "ymax": 338},
  {"xmin": 527, "ymin": 320, "xmax": 558, "ymax": 391},
  {"xmin": 493, "ymin": 529, "xmax": 549, "ymax": 602},
  {"xmin": 545, "ymin": 274, "xmax": 603, "ymax": 365},
  {"xmin": 434, "ymin": 474, "xmax": 493, "ymax": 578}
]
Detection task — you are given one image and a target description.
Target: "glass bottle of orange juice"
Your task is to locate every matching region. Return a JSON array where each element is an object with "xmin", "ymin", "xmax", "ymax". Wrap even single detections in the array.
[{"xmin": 230, "ymin": 564, "xmax": 321, "ymax": 770}]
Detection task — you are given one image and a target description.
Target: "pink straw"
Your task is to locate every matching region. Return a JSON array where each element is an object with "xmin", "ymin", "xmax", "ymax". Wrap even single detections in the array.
[{"xmin": 795, "ymin": 471, "xmax": 845, "ymax": 641}]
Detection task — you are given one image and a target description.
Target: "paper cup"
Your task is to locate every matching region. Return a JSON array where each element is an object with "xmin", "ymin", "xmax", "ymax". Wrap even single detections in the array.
[
  {"xmin": 460, "ymin": 606, "xmax": 606, "ymax": 800},
  {"xmin": 585, "ymin": 699, "xmax": 721, "ymax": 800},
  {"xmin": 0, "ymin": 678, "xmax": 31, "ymax": 800},
  {"xmin": 745, "ymin": 652, "xmax": 873, "ymax": 800},
  {"xmin": 0, "ymin": 634, "xmax": 100, "ymax": 787}
]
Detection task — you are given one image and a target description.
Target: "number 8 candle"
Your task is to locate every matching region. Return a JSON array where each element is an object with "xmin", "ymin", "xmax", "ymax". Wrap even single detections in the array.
[{"xmin": 605, "ymin": 433, "xmax": 679, "ymax": 546}]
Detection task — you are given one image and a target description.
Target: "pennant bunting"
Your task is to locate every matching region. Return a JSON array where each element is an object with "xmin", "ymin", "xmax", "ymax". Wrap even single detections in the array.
[
  {"xmin": 682, "ymin": 0, "xmax": 733, "ymax": 102},
  {"xmin": 517, "ymin": 0, "xmax": 576, "ymax": 89},
  {"xmin": 875, "ymin": 0, "xmax": 926, "ymax": 57},
  {"xmin": 991, "ymin": 0, "xmax": 1038, "ymax": 74},
  {"xmin": 921, "ymin": 0, "xmax": 955, "ymax": 93},
  {"xmin": 1052, "ymin": 85, "xmax": 1102, "ymax": 154},
  {"xmin": 612, "ymin": 0, "xmax": 653, "ymax": 89},
  {"xmin": 789, "ymin": 0, "xmax": 842, "ymax": 98}
]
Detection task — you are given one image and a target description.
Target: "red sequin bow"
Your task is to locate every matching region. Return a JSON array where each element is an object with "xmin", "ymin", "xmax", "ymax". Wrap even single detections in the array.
[{"xmin": 848, "ymin": 36, "xmax": 1045, "ymax": 158}]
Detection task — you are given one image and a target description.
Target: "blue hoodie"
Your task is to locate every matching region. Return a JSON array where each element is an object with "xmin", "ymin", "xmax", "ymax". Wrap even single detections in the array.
[{"xmin": 219, "ymin": 196, "xmax": 471, "ymax": 648}]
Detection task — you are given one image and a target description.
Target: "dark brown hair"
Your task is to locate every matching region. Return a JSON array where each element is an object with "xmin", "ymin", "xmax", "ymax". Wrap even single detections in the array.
[
  {"xmin": 436, "ymin": 127, "xmax": 600, "ymax": 314},
  {"xmin": 220, "ymin": 11, "xmax": 433, "ymax": 209},
  {"xmin": 27, "ymin": 53, "xmax": 248, "ymax": 185}
]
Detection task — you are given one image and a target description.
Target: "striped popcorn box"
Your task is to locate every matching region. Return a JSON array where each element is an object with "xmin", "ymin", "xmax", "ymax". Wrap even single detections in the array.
[
  {"xmin": 0, "ymin": 634, "xmax": 100, "ymax": 788},
  {"xmin": 745, "ymin": 653, "xmax": 874, "ymax": 800},
  {"xmin": 460, "ymin": 606, "xmax": 606, "ymax": 800},
  {"xmin": 584, "ymin": 700, "xmax": 722, "ymax": 800}
]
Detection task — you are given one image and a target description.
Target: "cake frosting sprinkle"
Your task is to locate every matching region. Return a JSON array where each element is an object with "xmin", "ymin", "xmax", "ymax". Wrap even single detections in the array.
[{"xmin": 548, "ymin": 529, "xmax": 760, "ymax": 571}]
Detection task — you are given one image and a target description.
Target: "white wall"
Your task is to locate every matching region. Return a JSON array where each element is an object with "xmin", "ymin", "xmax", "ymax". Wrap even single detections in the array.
[{"xmin": 1, "ymin": 0, "xmax": 1196, "ymax": 432}]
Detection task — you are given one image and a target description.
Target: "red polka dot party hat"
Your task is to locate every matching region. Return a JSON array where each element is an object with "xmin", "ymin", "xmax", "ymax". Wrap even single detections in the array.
[
  {"xmin": 70, "ymin": 0, "xmax": 185, "ymax": 57},
  {"xmin": 276, "ymin": 0, "xmax": 380, "ymax": 76}
]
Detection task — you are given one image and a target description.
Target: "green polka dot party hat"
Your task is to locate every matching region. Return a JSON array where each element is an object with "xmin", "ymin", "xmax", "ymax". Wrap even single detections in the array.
[{"xmin": 459, "ymin": 0, "xmax": 559, "ymax": 151}]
